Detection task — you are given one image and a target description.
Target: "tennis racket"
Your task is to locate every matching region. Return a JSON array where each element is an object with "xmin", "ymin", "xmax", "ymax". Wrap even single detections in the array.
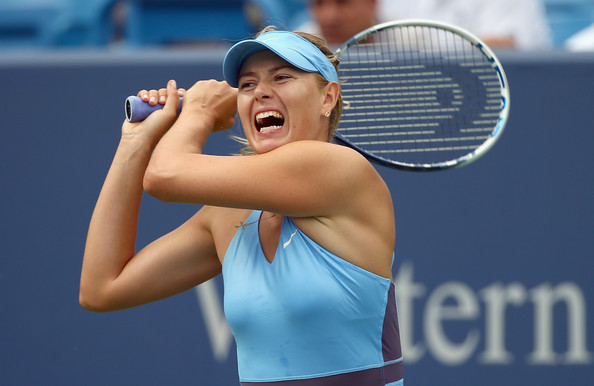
[
  {"xmin": 334, "ymin": 19, "xmax": 509, "ymax": 170},
  {"xmin": 125, "ymin": 96, "xmax": 182, "ymax": 123},
  {"xmin": 126, "ymin": 19, "xmax": 509, "ymax": 171}
]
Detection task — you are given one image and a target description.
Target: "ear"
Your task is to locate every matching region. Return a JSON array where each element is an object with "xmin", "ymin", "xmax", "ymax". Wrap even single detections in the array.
[{"xmin": 321, "ymin": 81, "xmax": 340, "ymax": 116}]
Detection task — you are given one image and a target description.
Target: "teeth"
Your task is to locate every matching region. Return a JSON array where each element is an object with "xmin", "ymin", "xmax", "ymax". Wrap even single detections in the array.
[
  {"xmin": 256, "ymin": 111, "xmax": 283, "ymax": 122},
  {"xmin": 260, "ymin": 125, "xmax": 282, "ymax": 133},
  {"xmin": 255, "ymin": 110, "xmax": 284, "ymax": 132}
]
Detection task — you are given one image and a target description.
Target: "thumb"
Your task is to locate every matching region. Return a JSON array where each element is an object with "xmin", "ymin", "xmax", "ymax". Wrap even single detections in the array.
[{"xmin": 162, "ymin": 79, "xmax": 180, "ymax": 116}]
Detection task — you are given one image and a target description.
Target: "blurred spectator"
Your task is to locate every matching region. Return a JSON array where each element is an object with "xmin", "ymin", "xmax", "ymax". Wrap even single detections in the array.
[
  {"xmin": 565, "ymin": 22, "xmax": 594, "ymax": 51},
  {"xmin": 297, "ymin": 0, "xmax": 378, "ymax": 49},
  {"xmin": 298, "ymin": 0, "xmax": 552, "ymax": 50},
  {"xmin": 378, "ymin": 0, "xmax": 552, "ymax": 50}
]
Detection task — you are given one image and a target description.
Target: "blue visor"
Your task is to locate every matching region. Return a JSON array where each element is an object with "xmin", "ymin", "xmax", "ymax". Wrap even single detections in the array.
[{"xmin": 223, "ymin": 30, "xmax": 339, "ymax": 88}]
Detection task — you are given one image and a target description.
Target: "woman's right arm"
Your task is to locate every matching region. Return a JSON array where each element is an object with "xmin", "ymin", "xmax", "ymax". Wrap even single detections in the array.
[{"xmin": 79, "ymin": 80, "xmax": 221, "ymax": 312}]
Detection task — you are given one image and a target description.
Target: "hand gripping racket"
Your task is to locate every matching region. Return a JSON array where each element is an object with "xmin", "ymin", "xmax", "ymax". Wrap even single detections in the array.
[
  {"xmin": 126, "ymin": 19, "xmax": 509, "ymax": 171},
  {"xmin": 125, "ymin": 96, "xmax": 182, "ymax": 123}
]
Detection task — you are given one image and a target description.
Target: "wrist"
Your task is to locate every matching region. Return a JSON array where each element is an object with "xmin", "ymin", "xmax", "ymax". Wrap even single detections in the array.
[
  {"xmin": 116, "ymin": 135, "xmax": 154, "ymax": 161},
  {"xmin": 168, "ymin": 110, "xmax": 214, "ymax": 151},
  {"xmin": 178, "ymin": 103, "xmax": 217, "ymax": 127}
]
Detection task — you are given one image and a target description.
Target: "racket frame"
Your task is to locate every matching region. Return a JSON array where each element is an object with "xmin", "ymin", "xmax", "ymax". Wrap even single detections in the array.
[{"xmin": 333, "ymin": 19, "xmax": 510, "ymax": 171}]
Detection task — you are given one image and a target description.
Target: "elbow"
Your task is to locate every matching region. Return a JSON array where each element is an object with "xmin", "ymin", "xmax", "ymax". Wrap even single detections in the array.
[
  {"xmin": 143, "ymin": 163, "xmax": 175, "ymax": 202},
  {"xmin": 79, "ymin": 294, "xmax": 105, "ymax": 313},
  {"xmin": 79, "ymin": 285, "xmax": 116, "ymax": 313},
  {"xmin": 142, "ymin": 168, "xmax": 161, "ymax": 198},
  {"xmin": 79, "ymin": 294, "xmax": 104, "ymax": 313}
]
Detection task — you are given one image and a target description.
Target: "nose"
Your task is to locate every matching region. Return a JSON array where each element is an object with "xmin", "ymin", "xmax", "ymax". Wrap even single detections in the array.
[{"xmin": 254, "ymin": 81, "xmax": 272, "ymax": 100}]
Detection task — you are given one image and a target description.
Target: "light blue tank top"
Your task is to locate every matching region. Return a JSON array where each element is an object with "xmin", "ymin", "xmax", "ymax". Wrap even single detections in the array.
[{"xmin": 223, "ymin": 211, "xmax": 403, "ymax": 385}]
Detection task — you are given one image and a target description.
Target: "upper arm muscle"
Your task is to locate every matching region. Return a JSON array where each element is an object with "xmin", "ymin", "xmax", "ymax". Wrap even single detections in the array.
[
  {"xmin": 146, "ymin": 140, "xmax": 372, "ymax": 218},
  {"xmin": 102, "ymin": 209, "xmax": 220, "ymax": 311}
]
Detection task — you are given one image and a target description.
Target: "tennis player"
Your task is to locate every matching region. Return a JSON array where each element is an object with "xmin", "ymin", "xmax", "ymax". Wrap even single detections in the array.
[{"xmin": 80, "ymin": 26, "xmax": 403, "ymax": 385}]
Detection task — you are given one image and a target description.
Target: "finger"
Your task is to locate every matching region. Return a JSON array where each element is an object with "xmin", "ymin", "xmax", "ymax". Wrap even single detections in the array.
[
  {"xmin": 178, "ymin": 88, "xmax": 186, "ymax": 96},
  {"xmin": 162, "ymin": 79, "xmax": 180, "ymax": 116},
  {"xmin": 158, "ymin": 88, "xmax": 167, "ymax": 105},
  {"xmin": 147, "ymin": 90, "xmax": 159, "ymax": 105},
  {"xmin": 138, "ymin": 89, "xmax": 149, "ymax": 101}
]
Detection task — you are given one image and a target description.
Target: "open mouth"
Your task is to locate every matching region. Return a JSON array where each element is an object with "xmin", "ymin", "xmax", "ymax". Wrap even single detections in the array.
[{"xmin": 255, "ymin": 111, "xmax": 285, "ymax": 133}]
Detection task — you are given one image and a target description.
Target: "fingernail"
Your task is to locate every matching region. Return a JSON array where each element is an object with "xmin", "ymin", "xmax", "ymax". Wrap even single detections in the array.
[
  {"xmin": 159, "ymin": 95, "xmax": 166, "ymax": 103},
  {"xmin": 149, "ymin": 96, "xmax": 156, "ymax": 104},
  {"xmin": 170, "ymin": 79, "xmax": 177, "ymax": 88},
  {"xmin": 142, "ymin": 93, "xmax": 148, "ymax": 100}
]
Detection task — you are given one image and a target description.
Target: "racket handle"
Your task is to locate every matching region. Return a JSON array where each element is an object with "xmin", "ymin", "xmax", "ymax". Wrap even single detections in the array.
[{"xmin": 125, "ymin": 96, "xmax": 183, "ymax": 122}]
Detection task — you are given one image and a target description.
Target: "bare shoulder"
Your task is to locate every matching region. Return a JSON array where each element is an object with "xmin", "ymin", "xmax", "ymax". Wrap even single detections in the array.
[
  {"xmin": 297, "ymin": 141, "xmax": 391, "ymax": 205},
  {"xmin": 275, "ymin": 140, "xmax": 387, "ymax": 198},
  {"xmin": 277, "ymin": 140, "xmax": 373, "ymax": 171},
  {"xmin": 287, "ymin": 142, "xmax": 395, "ymax": 278}
]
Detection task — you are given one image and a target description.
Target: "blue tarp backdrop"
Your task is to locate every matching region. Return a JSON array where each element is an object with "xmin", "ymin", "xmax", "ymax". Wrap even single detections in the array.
[{"xmin": 1, "ymin": 49, "xmax": 593, "ymax": 385}]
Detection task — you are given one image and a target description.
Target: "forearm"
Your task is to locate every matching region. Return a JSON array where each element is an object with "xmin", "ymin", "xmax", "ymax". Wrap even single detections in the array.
[
  {"xmin": 80, "ymin": 138, "xmax": 152, "ymax": 310},
  {"xmin": 143, "ymin": 79, "xmax": 237, "ymax": 202},
  {"xmin": 143, "ymin": 108, "xmax": 214, "ymax": 200},
  {"xmin": 153, "ymin": 106, "xmax": 213, "ymax": 157}
]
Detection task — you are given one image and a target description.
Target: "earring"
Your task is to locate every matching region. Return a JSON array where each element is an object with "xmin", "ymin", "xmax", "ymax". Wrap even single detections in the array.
[{"xmin": 324, "ymin": 111, "xmax": 331, "ymax": 118}]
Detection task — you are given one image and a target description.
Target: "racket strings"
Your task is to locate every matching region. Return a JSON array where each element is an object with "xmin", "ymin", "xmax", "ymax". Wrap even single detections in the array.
[{"xmin": 337, "ymin": 24, "xmax": 504, "ymax": 167}]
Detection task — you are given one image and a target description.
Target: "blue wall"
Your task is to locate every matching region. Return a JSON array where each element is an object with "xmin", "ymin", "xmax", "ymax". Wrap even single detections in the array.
[{"xmin": 1, "ymin": 49, "xmax": 593, "ymax": 385}]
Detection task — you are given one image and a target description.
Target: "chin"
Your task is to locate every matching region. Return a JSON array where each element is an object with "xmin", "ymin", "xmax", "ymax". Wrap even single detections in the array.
[
  {"xmin": 252, "ymin": 137, "xmax": 290, "ymax": 154},
  {"xmin": 253, "ymin": 142, "xmax": 285, "ymax": 154}
]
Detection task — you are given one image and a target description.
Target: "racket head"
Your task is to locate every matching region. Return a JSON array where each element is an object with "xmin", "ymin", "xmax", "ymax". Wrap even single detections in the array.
[{"xmin": 334, "ymin": 19, "xmax": 510, "ymax": 171}]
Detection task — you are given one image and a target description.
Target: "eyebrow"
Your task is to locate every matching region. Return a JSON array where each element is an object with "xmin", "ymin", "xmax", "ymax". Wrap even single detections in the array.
[{"xmin": 238, "ymin": 65, "xmax": 299, "ymax": 81}]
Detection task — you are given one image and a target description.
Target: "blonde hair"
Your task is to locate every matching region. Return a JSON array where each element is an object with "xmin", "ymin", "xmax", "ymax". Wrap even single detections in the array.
[{"xmin": 233, "ymin": 26, "xmax": 342, "ymax": 154}]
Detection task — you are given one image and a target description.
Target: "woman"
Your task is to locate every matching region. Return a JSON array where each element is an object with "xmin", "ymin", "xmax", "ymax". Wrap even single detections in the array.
[{"xmin": 80, "ymin": 27, "xmax": 403, "ymax": 385}]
